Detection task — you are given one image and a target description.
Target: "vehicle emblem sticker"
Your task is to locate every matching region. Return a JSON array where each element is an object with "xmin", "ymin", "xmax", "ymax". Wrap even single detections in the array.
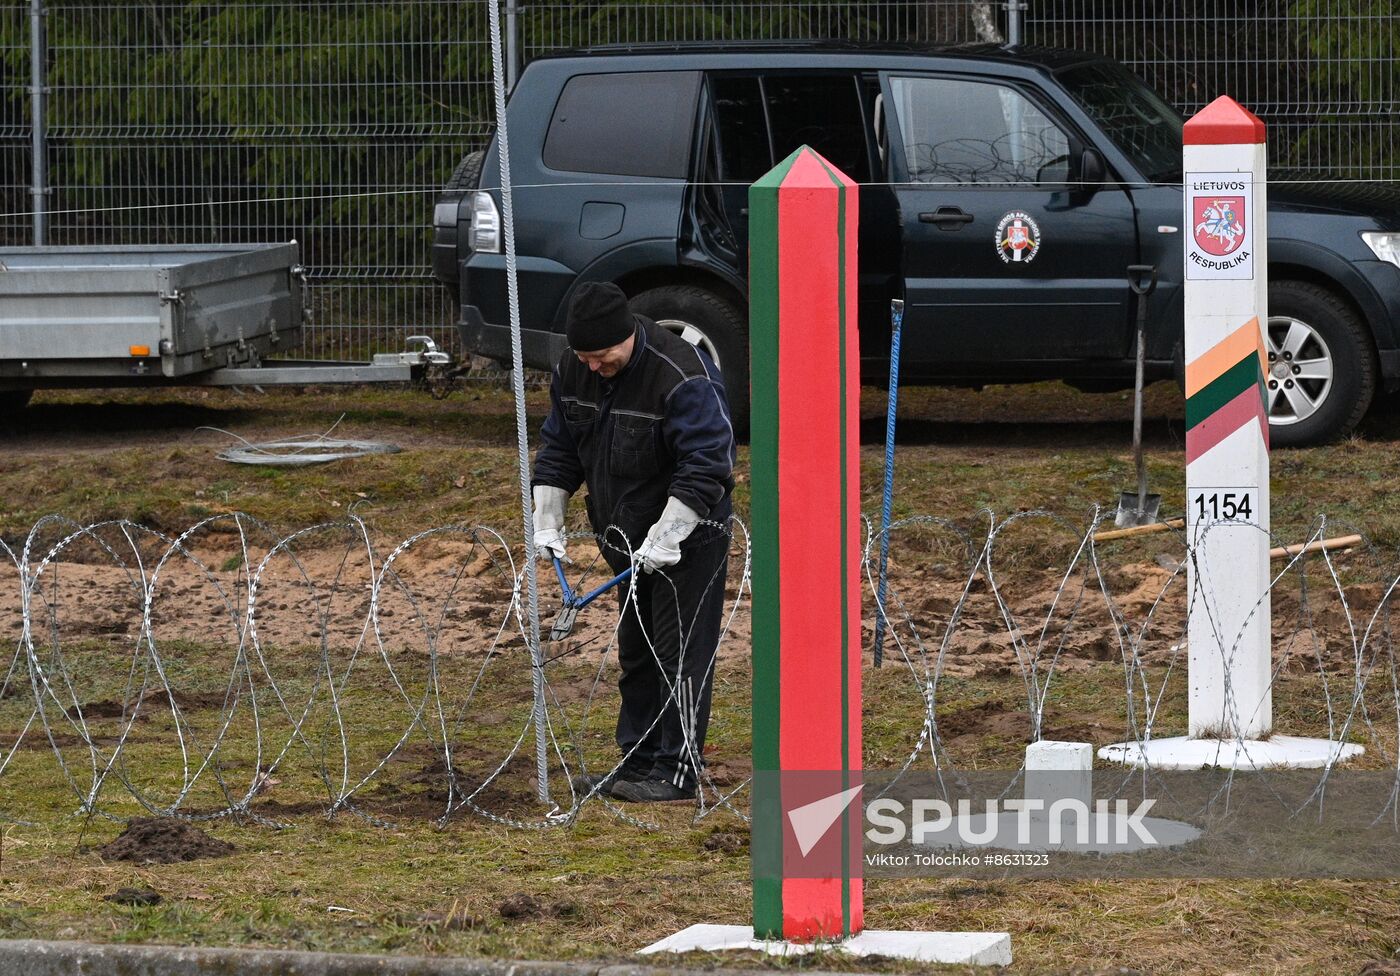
[
  {"xmin": 1186, "ymin": 172, "xmax": 1254, "ymax": 280},
  {"xmin": 995, "ymin": 211, "xmax": 1041, "ymax": 264}
]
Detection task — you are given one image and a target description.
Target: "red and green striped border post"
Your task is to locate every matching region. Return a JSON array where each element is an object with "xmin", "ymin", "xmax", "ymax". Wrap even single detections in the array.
[
  {"xmin": 1183, "ymin": 96, "xmax": 1273, "ymax": 739},
  {"xmin": 749, "ymin": 146, "xmax": 863, "ymax": 941}
]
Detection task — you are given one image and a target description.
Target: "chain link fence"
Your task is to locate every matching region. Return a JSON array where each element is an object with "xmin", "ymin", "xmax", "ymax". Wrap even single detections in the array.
[
  {"xmin": 1027, "ymin": 0, "xmax": 1399, "ymax": 179},
  {"xmin": 1, "ymin": 0, "xmax": 492, "ymax": 360},
  {"xmin": 1, "ymin": 1, "xmax": 1394, "ymax": 360}
]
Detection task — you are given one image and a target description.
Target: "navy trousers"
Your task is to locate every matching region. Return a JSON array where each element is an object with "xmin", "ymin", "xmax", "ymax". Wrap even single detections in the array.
[{"xmin": 609, "ymin": 524, "xmax": 729, "ymax": 790}]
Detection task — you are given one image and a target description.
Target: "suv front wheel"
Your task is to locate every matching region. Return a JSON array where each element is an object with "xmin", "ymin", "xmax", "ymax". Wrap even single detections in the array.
[
  {"xmin": 629, "ymin": 285, "xmax": 749, "ymax": 435},
  {"xmin": 1266, "ymin": 280, "xmax": 1376, "ymax": 447}
]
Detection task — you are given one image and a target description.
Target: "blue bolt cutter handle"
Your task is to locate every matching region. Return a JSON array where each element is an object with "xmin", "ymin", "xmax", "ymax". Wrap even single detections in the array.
[
  {"xmin": 573, "ymin": 567, "xmax": 633, "ymax": 609},
  {"xmin": 549, "ymin": 556, "xmax": 633, "ymax": 640}
]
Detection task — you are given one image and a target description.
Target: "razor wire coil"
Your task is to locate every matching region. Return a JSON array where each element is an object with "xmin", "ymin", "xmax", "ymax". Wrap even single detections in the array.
[{"xmin": 1, "ymin": 508, "xmax": 1398, "ymax": 834}]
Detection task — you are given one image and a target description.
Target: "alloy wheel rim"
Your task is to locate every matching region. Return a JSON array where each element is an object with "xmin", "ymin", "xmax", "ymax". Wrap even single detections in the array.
[
  {"xmin": 656, "ymin": 318, "xmax": 722, "ymax": 369},
  {"xmin": 1265, "ymin": 315, "xmax": 1334, "ymax": 426}
]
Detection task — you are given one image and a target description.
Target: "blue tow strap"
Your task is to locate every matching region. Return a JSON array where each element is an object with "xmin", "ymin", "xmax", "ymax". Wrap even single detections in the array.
[{"xmin": 873, "ymin": 298, "xmax": 904, "ymax": 668}]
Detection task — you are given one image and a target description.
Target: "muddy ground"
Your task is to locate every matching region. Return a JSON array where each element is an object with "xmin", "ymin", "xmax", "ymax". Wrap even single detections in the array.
[{"xmin": 1, "ymin": 519, "xmax": 1383, "ymax": 681}]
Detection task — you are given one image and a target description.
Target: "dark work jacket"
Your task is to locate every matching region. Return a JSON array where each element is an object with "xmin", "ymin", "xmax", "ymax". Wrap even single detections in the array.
[{"xmin": 532, "ymin": 318, "xmax": 736, "ymax": 559}]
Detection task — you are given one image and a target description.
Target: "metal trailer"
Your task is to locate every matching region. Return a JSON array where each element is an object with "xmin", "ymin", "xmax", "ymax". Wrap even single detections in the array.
[{"xmin": 0, "ymin": 243, "xmax": 447, "ymax": 395}]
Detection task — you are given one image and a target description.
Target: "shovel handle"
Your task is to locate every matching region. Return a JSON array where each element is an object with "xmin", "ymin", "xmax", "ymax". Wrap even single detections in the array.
[
  {"xmin": 1128, "ymin": 264, "xmax": 1158, "ymax": 296},
  {"xmin": 1125, "ymin": 264, "xmax": 1157, "ymax": 510}
]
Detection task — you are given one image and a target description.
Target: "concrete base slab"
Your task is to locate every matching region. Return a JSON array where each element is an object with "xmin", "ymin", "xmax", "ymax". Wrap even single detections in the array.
[
  {"xmin": 1098, "ymin": 734, "xmax": 1364, "ymax": 770},
  {"xmin": 638, "ymin": 923, "xmax": 1012, "ymax": 966},
  {"xmin": 917, "ymin": 811, "xmax": 1200, "ymax": 853}
]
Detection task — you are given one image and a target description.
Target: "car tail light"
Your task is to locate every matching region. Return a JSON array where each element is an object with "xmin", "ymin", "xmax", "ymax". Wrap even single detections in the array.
[{"xmin": 468, "ymin": 191, "xmax": 502, "ymax": 254}]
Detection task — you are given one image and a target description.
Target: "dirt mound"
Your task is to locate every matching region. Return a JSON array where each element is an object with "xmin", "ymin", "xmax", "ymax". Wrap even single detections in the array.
[
  {"xmin": 78, "ymin": 688, "xmax": 229, "ymax": 721},
  {"xmin": 103, "ymin": 887, "xmax": 161, "ymax": 906},
  {"xmin": 98, "ymin": 817, "xmax": 235, "ymax": 865},
  {"xmin": 1360, "ymin": 962, "xmax": 1400, "ymax": 976},
  {"xmin": 702, "ymin": 830, "xmax": 747, "ymax": 853},
  {"xmin": 406, "ymin": 757, "xmax": 465, "ymax": 790},
  {"xmin": 702, "ymin": 757, "xmax": 750, "ymax": 787},
  {"xmin": 498, "ymin": 893, "xmax": 545, "ymax": 919},
  {"xmin": 935, "ymin": 700, "xmax": 1107, "ymax": 750},
  {"xmin": 353, "ymin": 750, "xmax": 544, "ymax": 819},
  {"xmin": 77, "ymin": 699, "xmax": 130, "ymax": 719},
  {"xmin": 497, "ymin": 892, "xmax": 577, "ymax": 920}
]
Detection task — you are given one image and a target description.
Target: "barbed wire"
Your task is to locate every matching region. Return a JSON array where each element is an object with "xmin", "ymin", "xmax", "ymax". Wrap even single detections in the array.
[
  {"xmin": 1, "ymin": 508, "xmax": 1397, "ymax": 833},
  {"xmin": 866, "ymin": 507, "xmax": 1400, "ymax": 823}
]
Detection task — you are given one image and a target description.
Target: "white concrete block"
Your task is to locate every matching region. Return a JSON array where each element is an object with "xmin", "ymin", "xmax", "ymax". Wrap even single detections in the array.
[
  {"xmin": 638, "ymin": 923, "xmax": 1011, "ymax": 966},
  {"xmin": 1025, "ymin": 740, "xmax": 1093, "ymax": 812},
  {"xmin": 1025, "ymin": 739, "xmax": 1092, "ymax": 770}
]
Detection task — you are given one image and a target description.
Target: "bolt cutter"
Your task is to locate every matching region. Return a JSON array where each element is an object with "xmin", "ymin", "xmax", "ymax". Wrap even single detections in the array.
[{"xmin": 548, "ymin": 556, "xmax": 632, "ymax": 641}]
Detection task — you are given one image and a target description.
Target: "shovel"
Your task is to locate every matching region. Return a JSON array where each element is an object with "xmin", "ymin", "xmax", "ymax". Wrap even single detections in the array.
[
  {"xmin": 549, "ymin": 556, "xmax": 632, "ymax": 641},
  {"xmin": 1115, "ymin": 264, "xmax": 1161, "ymax": 528}
]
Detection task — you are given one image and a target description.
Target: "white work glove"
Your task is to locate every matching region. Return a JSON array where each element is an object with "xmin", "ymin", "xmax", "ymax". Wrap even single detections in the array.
[
  {"xmin": 635, "ymin": 497, "xmax": 702, "ymax": 573},
  {"xmin": 532, "ymin": 485, "xmax": 571, "ymax": 562}
]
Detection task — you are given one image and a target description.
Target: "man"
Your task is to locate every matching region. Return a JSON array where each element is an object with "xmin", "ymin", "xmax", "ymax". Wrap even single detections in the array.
[{"xmin": 531, "ymin": 281, "xmax": 735, "ymax": 803}]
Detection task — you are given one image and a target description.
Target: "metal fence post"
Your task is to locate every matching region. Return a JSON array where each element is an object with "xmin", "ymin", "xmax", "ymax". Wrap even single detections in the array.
[
  {"xmin": 505, "ymin": 0, "xmax": 519, "ymax": 91},
  {"xmin": 29, "ymin": 0, "xmax": 47, "ymax": 246},
  {"xmin": 1005, "ymin": 0, "xmax": 1026, "ymax": 45}
]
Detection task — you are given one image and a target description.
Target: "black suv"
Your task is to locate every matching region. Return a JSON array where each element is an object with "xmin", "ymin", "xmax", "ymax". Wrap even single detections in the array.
[{"xmin": 433, "ymin": 42, "xmax": 1400, "ymax": 445}]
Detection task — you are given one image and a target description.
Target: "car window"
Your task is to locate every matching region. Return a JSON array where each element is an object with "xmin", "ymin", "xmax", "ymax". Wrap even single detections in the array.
[
  {"xmin": 1057, "ymin": 61, "xmax": 1182, "ymax": 183},
  {"xmin": 544, "ymin": 71, "xmax": 700, "ymax": 178},
  {"xmin": 888, "ymin": 76, "xmax": 1071, "ymax": 185},
  {"xmin": 764, "ymin": 75, "xmax": 870, "ymax": 182},
  {"xmin": 710, "ymin": 76, "xmax": 773, "ymax": 183}
]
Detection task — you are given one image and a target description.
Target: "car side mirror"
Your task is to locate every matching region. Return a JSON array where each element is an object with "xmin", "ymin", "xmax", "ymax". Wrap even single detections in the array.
[
  {"xmin": 1079, "ymin": 148, "xmax": 1106, "ymax": 190},
  {"xmin": 1061, "ymin": 147, "xmax": 1107, "ymax": 207}
]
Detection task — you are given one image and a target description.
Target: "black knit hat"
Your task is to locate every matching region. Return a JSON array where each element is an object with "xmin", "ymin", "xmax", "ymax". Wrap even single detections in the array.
[{"xmin": 566, "ymin": 282, "xmax": 637, "ymax": 353}]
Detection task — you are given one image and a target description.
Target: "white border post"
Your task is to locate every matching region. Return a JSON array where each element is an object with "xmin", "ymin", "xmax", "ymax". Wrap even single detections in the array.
[
  {"xmin": 1181, "ymin": 96, "xmax": 1272, "ymax": 740},
  {"xmin": 1098, "ymin": 96, "xmax": 1363, "ymax": 771}
]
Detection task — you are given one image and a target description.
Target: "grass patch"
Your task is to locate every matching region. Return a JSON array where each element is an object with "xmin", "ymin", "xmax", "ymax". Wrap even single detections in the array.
[
  {"xmin": 2, "ymin": 656, "xmax": 1397, "ymax": 973},
  {"xmin": 3, "ymin": 380, "xmax": 1400, "ymax": 974}
]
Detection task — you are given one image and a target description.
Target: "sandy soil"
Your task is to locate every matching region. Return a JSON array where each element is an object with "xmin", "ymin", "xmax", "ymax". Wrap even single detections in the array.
[{"xmin": 3, "ymin": 524, "xmax": 1381, "ymax": 697}]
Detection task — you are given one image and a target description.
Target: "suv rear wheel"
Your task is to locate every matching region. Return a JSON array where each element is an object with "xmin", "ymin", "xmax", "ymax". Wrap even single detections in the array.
[
  {"xmin": 629, "ymin": 285, "xmax": 749, "ymax": 435},
  {"xmin": 445, "ymin": 150, "xmax": 485, "ymax": 193},
  {"xmin": 1266, "ymin": 280, "xmax": 1376, "ymax": 447},
  {"xmin": 434, "ymin": 150, "xmax": 487, "ymax": 305}
]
